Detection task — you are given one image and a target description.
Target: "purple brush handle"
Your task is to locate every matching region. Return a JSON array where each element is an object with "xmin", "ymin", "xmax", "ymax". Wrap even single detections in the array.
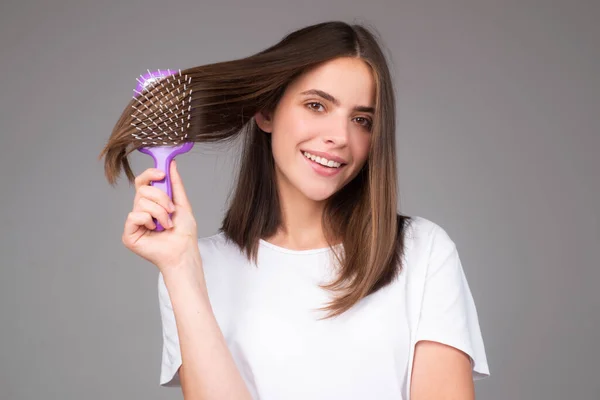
[{"xmin": 138, "ymin": 142, "xmax": 194, "ymax": 231}]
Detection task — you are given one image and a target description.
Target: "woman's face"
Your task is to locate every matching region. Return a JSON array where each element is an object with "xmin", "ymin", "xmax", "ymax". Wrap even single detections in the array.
[{"xmin": 255, "ymin": 57, "xmax": 375, "ymax": 202}]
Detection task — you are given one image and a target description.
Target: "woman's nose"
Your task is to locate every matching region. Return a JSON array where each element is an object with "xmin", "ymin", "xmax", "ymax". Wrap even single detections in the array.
[{"xmin": 321, "ymin": 116, "xmax": 350, "ymax": 144}]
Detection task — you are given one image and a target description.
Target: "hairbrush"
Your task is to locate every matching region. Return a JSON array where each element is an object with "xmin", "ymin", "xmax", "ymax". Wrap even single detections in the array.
[{"xmin": 131, "ymin": 69, "xmax": 194, "ymax": 231}]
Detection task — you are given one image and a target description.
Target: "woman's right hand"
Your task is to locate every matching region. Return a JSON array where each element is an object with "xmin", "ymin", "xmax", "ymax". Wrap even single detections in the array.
[{"xmin": 122, "ymin": 160, "xmax": 199, "ymax": 272}]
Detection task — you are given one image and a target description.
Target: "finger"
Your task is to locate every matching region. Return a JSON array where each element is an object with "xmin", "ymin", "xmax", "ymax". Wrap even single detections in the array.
[
  {"xmin": 134, "ymin": 168, "xmax": 166, "ymax": 190},
  {"xmin": 136, "ymin": 185, "xmax": 175, "ymax": 214},
  {"xmin": 169, "ymin": 160, "xmax": 192, "ymax": 210},
  {"xmin": 135, "ymin": 197, "xmax": 172, "ymax": 230},
  {"xmin": 124, "ymin": 211, "xmax": 155, "ymax": 237},
  {"xmin": 133, "ymin": 168, "xmax": 168, "ymax": 209}
]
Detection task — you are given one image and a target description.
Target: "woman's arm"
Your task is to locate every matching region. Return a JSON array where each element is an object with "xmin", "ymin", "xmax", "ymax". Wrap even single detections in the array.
[
  {"xmin": 410, "ymin": 340, "xmax": 475, "ymax": 400},
  {"xmin": 161, "ymin": 249, "xmax": 252, "ymax": 400}
]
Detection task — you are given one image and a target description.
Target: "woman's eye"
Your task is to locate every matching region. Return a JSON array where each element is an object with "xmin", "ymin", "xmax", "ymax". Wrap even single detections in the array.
[
  {"xmin": 306, "ymin": 103, "xmax": 372, "ymax": 130},
  {"xmin": 355, "ymin": 117, "xmax": 373, "ymax": 130},
  {"xmin": 306, "ymin": 102, "xmax": 324, "ymax": 112}
]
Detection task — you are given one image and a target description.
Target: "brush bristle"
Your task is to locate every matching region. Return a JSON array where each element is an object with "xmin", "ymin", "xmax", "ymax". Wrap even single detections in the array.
[{"xmin": 129, "ymin": 69, "xmax": 193, "ymax": 146}]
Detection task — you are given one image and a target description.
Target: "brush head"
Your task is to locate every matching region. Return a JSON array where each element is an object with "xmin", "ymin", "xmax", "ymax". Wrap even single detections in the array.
[{"xmin": 130, "ymin": 69, "xmax": 193, "ymax": 146}]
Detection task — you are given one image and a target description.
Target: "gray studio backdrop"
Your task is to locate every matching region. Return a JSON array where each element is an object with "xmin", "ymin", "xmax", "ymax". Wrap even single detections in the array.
[{"xmin": 1, "ymin": 1, "xmax": 598, "ymax": 399}]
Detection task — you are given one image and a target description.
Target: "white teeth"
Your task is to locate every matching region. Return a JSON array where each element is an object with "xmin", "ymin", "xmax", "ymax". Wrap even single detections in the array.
[{"xmin": 302, "ymin": 151, "xmax": 343, "ymax": 168}]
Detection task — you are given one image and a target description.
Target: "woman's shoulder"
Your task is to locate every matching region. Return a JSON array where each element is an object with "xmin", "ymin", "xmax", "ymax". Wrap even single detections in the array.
[
  {"xmin": 197, "ymin": 230, "xmax": 240, "ymax": 254},
  {"xmin": 197, "ymin": 230, "xmax": 228, "ymax": 247},
  {"xmin": 403, "ymin": 215, "xmax": 455, "ymax": 248},
  {"xmin": 196, "ymin": 231, "xmax": 250, "ymax": 269},
  {"xmin": 401, "ymin": 215, "xmax": 462, "ymax": 276}
]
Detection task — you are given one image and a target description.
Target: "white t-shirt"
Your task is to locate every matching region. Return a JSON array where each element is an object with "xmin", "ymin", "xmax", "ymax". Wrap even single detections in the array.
[{"xmin": 157, "ymin": 216, "xmax": 490, "ymax": 399}]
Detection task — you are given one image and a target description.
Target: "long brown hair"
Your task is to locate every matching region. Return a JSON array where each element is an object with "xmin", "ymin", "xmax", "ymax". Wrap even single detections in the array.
[{"xmin": 99, "ymin": 20, "xmax": 411, "ymax": 319}]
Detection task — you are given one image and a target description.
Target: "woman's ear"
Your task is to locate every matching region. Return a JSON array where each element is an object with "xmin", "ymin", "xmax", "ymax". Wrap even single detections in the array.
[{"xmin": 254, "ymin": 110, "xmax": 273, "ymax": 133}]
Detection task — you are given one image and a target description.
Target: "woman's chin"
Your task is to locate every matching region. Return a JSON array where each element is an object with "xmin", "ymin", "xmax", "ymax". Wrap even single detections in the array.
[{"xmin": 299, "ymin": 186, "xmax": 339, "ymax": 202}]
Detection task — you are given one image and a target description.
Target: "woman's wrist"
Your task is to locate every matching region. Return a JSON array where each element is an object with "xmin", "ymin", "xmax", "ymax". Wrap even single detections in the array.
[{"xmin": 160, "ymin": 248, "xmax": 209, "ymax": 300}]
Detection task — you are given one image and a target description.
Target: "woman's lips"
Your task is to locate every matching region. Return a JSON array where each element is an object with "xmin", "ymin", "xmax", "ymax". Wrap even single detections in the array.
[{"xmin": 301, "ymin": 151, "xmax": 345, "ymax": 177}]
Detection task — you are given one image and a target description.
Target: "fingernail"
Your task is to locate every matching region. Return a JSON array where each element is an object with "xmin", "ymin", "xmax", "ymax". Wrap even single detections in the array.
[{"xmin": 167, "ymin": 218, "xmax": 173, "ymax": 228}]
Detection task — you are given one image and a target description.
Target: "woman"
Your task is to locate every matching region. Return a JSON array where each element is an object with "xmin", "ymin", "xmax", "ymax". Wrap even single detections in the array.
[{"xmin": 101, "ymin": 21, "xmax": 490, "ymax": 399}]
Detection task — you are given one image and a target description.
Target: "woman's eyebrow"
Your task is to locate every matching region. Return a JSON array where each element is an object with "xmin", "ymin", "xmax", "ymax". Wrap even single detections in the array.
[{"xmin": 300, "ymin": 89, "xmax": 375, "ymax": 113}]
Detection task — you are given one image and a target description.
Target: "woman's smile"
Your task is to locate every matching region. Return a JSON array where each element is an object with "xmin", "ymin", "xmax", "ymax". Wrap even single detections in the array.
[{"xmin": 301, "ymin": 150, "xmax": 346, "ymax": 177}]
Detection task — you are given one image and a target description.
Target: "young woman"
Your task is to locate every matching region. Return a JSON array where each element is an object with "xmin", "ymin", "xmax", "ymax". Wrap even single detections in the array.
[{"xmin": 101, "ymin": 21, "xmax": 489, "ymax": 400}]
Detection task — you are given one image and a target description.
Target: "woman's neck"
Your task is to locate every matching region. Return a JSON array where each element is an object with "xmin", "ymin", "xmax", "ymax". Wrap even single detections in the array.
[{"xmin": 264, "ymin": 177, "xmax": 330, "ymax": 251}]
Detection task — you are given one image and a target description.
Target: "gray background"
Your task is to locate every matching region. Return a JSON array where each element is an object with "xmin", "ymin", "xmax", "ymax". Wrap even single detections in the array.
[{"xmin": 1, "ymin": 0, "xmax": 598, "ymax": 399}]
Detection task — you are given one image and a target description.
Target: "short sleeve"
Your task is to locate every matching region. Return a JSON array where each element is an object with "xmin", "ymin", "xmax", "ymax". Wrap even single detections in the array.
[
  {"xmin": 158, "ymin": 272, "xmax": 183, "ymax": 387},
  {"xmin": 415, "ymin": 226, "xmax": 491, "ymax": 380}
]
